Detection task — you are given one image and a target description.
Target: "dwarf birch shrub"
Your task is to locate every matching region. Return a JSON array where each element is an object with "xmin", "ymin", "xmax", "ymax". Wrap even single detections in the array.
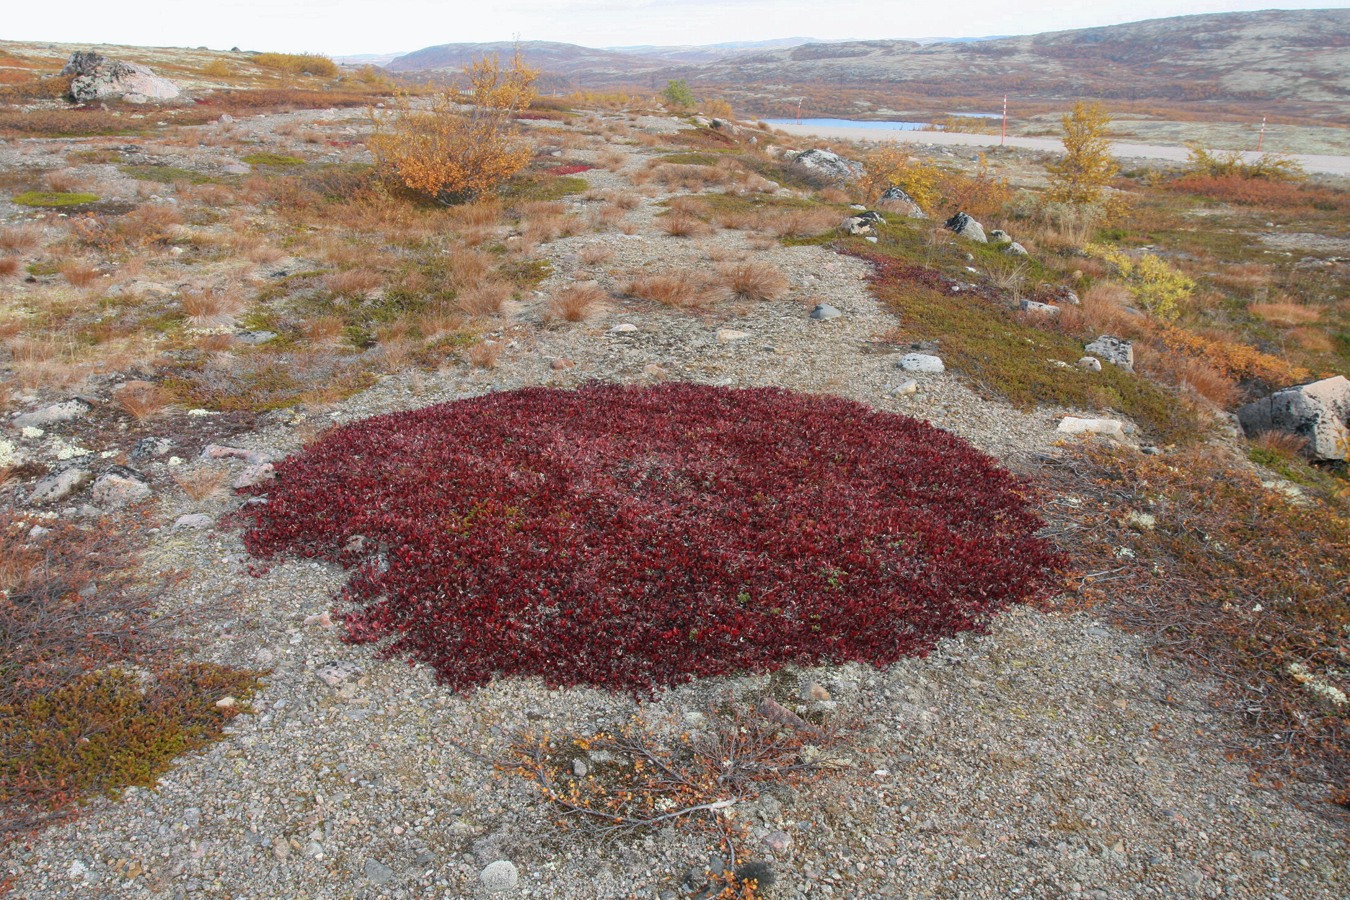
[
  {"xmin": 1086, "ymin": 244, "xmax": 1194, "ymax": 321},
  {"xmin": 370, "ymin": 52, "xmax": 538, "ymax": 204},
  {"xmin": 1046, "ymin": 102, "xmax": 1118, "ymax": 206}
]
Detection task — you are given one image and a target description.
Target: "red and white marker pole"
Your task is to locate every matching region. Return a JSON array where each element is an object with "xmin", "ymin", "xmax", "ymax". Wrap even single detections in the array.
[
  {"xmin": 1001, "ymin": 95, "xmax": 1007, "ymax": 146},
  {"xmin": 1257, "ymin": 116, "xmax": 1266, "ymax": 153}
]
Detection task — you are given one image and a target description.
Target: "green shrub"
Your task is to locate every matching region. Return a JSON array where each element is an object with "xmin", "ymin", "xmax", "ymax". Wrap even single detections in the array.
[
  {"xmin": 241, "ymin": 152, "xmax": 305, "ymax": 167},
  {"xmin": 1085, "ymin": 244, "xmax": 1194, "ymax": 321}
]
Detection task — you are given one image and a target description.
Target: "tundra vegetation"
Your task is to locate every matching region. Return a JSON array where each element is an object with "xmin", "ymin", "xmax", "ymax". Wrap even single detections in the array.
[{"xmin": 0, "ymin": 37, "xmax": 1346, "ymax": 895}]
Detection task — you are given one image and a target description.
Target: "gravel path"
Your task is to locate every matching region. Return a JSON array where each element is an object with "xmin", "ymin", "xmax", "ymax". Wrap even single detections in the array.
[{"xmin": 2, "ymin": 109, "xmax": 1346, "ymax": 900}]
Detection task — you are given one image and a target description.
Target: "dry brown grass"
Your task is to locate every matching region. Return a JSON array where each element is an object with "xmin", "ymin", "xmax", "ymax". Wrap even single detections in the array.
[
  {"xmin": 0, "ymin": 257, "xmax": 18, "ymax": 278},
  {"xmin": 626, "ymin": 272, "xmax": 711, "ymax": 309},
  {"xmin": 246, "ymin": 242, "xmax": 285, "ymax": 265},
  {"xmin": 761, "ymin": 207, "xmax": 838, "ymax": 239},
  {"xmin": 467, "ymin": 340, "xmax": 502, "ymax": 369},
  {"xmin": 612, "ymin": 192, "xmax": 641, "ymax": 211},
  {"xmin": 660, "ymin": 212, "xmax": 711, "ymax": 238},
  {"xmin": 0, "ymin": 225, "xmax": 42, "ymax": 253},
  {"xmin": 303, "ymin": 315, "xmax": 346, "ymax": 345},
  {"xmin": 325, "ymin": 268, "xmax": 383, "ymax": 297},
  {"xmin": 1250, "ymin": 301, "xmax": 1321, "ymax": 326},
  {"xmin": 452, "ymin": 199, "xmax": 504, "ymax": 228},
  {"xmin": 1250, "ymin": 429, "xmax": 1309, "ymax": 460},
  {"xmin": 115, "ymin": 380, "xmax": 171, "ymax": 421},
  {"xmin": 445, "ymin": 248, "xmax": 494, "ymax": 290},
  {"xmin": 457, "ymin": 280, "xmax": 512, "ymax": 317},
  {"xmin": 578, "ymin": 244, "xmax": 615, "ymax": 266},
  {"xmin": 59, "ymin": 259, "xmax": 99, "ymax": 288},
  {"xmin": 547, "ymin": 283, "xmax": 605, "ymax": 322},
  {"xmin": 43, "ymin": 169, "xmax": 88, "ymax": 194},
  {"xmin": 181, "ymin": 287, "xmax": 243, "ymax": 329},
  {"xmin": 172, "ymin": 466, "xmax": 229, "ymax": 502},
  {"xmin": 719, "ymin": 261, "xmax": 789, "ymax": 302}
]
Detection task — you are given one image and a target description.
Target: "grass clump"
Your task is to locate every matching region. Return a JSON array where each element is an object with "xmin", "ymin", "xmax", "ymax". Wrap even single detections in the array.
[
  {"xmin": 12, "ymin": 191, "xmax": 99, "ymax": 207},
  {"xmin": 250, "ymin": 52, "xmax": 339, "ymax": 77},
  {"xmin": 118, "ymin": 164, "xmax": 216, "ymax": 185}
]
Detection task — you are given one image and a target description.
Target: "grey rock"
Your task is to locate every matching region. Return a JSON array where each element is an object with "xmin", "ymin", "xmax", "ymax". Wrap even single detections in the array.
[
  {"xmin": 223, "ymin": 163, "xmax": 250, "ymax": 175},
  {"xmin": 1237, "ymin": 375, "xmax": 1350, "ymax": 460},
  {"xmin": 610, "ymin": 323, "xmax": 638, "ymax": 333},
  {"xmin": 13, "ymin": 399, "xmax": 91, "ymax": 429},
  {"xmin": 944, "ymin": 212, "xmax": 987, "ymax": 243},
  {"xmin": 480, "ymin": 860, "xmax": 519, "ymax": 893},
  {"xmin": 889, "ymin": 379, "xmax": 919, "ymax": 397},
  {"xmin": 898, "ymin": 353, "xmax": 945, "ymax": 374},
  {"xmin": 174, "ymin": 513, "xmax": 213, "ymax": 530},
  {"xmin": 878, "ymin": 186, "xmax": 926, "ymax": 218},
  {"xmin": 316, "ymin": 660, "xmax": 362, "ymax": 688},
  {"xmin": 1058, "ymin": 417, "xmax": 1128, "ymax": 442},
  {"xmin": 363, "ymin": 858, "xmax": 394, "ymax": 885},
  {"xmin": 61, "ymin": 51, "xmax": 180, "ymax": 103},
  {"xmin": 987, "ymin": 229, "xmax": 1012, "ymax": 246},
  {"xmin": 1005, "ymin": 241, "xmax": 1029, "ymax": 256},
  {"xmin": 572, "ymin": 758, "xmax": 589, "ymax": 777},
  {"xmin": 236, "ymin": 330, "xmax": 278, "ymax": 345},
  {"xmin": 1077, "ymin": 356, "xmax": 1103, "ymax": 372},
  {"xmin": 788, "ymin": 148, "xmax": 863, "ymax": 183},
  {"xmin": 27, "ymin": 467, "xmax": 92, "ymax": 504},
  {"xmin": 90, "ymin": 467, "xmax": 151, "ymax": 508},
  {"xmin": 1085, "ymin": 335, "xmax": 1134, "ymax": 371},
  {"xmin": 840, "ymin": 216, "xmax": 875, "ymax": 236},
  {"xmin": 131, "ymin": 436, "xmax": 172, "ymax": 459},
  {"xmin": 809, "ymin": 304, "xmax": 842, "ymax": 321},
  {"xmin": 1020, "ymin": 299, "xmax": 1059, "ymax": 316}
]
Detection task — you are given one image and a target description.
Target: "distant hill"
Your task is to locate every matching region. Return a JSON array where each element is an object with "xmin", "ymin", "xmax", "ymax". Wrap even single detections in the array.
[{"xmin": 386, "ymin": 10, "xmax": 1350, "ymax": 117}]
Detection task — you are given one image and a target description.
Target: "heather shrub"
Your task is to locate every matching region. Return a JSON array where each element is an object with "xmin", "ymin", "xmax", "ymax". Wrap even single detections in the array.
[{"xmin": 241, "ymin": 384, "xmax": 1064, "ymax": 694}]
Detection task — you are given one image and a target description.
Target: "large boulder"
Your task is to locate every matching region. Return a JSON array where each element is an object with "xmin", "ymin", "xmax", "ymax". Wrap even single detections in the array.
[
  {"xmin": 944, "ymin": 212, "xmax": 987, "ymax": 243},
  {"xmin": 878, "ymin": 186, "xmax": 927, "ymax": 219},
  {"xmin": 61, "ymin": 51, "xmax": 180, "ymax": 103},
  {"xmin": 787, "ymin": 149, "xmax": 863, "ymax": 183},
  {"xmin": 1237, "ymin": 375, "xmax": 1350, "ymax": 461}
]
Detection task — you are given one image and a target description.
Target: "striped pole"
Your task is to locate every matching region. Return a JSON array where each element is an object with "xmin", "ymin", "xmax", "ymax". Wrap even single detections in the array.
[{"xmin": 1001, "ymin": 95, "xmax": 1007, "ymax": 146}]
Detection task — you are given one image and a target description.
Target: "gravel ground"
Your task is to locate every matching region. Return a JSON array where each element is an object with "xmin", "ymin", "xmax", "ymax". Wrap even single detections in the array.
[{"xmin": 2, "ymin": 109, "xmax": 1347, "ymax": 899}]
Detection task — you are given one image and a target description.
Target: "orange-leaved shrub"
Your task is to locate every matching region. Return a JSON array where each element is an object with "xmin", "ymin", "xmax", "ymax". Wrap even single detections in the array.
[{"xmin": 370, "ymin": 52, "xmax": 538, "ymax": 204}]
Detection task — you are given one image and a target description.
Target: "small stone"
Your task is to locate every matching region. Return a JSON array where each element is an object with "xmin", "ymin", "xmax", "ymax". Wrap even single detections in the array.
[
  {"xmin": 304, "ymin": 611, "xmax": 334, "ymax": 627},
  {"xmin": 898, "ymin": 353, "xmax": 944, "ymax": 374},
  {"xmin": 1058, "ymin": 416, "xmax": 1128, "ymax": 442},
  {"xmin": 167, "ymin": 456, "xmax": 183, "ymax": 466},
  {"xmin": 763, "ymin": 830, "xmax": 793, "ymax": 854},
  {"xmin": 215, "ymin": 696, "xmax": 237, "ymax": 709},
  {"xmin": 224, "ymin": 163, "xmax": 250, "ymax": 175},
  {"xmin": 609, "ymin": 323, "xmax": 638, "ymax": 333},
  {"xmin": 91, "ymin": 467, "xmax": 151, "ymax": 508},
  {"xmin": 1005, "ymin": 241, "xmax": 1029, "ymax": 256},
  {"xmin": 13, "ymin": 399, "xmax": 91, "ymax": 429},
  {"xmin": 549, "ymin": 357, "xmax": 575, "ymax": 370},
  {"xmin": 716, "ymin": 328, "xmax": 751, "ymax": 343},
  {"xmin": 1077, "ymin": 356, "xmax": 1103, "ymax": 372},
  {"xmin": 363, "ymin": 858, "xmax": 394, "ymax": 886},
  {"xmin": 573, "ymin": 758, "xmax": 589, "ymax": 777},
  {"xmin": 480, "ymin": 860, "xmax": 519, "ymax": 893},
  {"xmin": 865, "ymin": 236, "xmax": 879, "ymax": 243},
  {"xmin": 233, "ymin": 462, "xmax": 275, "ymax": 489},
  {"xmin": 809, "ymin": 304, "xmax": 841, "ymax": 320},
  {"xmin": 803, "ymin": 681, "xmax": 831, "ymax": 701},
  {"xmin": 889, "ymin": 379, "xmax": 919, "ymax": 397},
  {"xmin": 27, "ymin": 467, "xmax": 92, "ymax": 504},
  {"xmin": 315, "ymin": 660, "xmax": 362, "ymax": 688},
  {"xmin": 174, "ymin": 513, "xmax": 212, "ymax": 530}
]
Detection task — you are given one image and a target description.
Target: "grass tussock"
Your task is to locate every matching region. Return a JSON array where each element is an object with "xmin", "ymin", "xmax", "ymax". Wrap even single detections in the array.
[
  {"xmin": 547, "ymin": 283, "xmax": 605, "ymax": 322},
  {"xmin": 626, "ymin": 272, "xmax": 712, "ymax": 310},
  {"xmin": 719, "ymin": 261, "xmax": 789, "ymax": 302}
]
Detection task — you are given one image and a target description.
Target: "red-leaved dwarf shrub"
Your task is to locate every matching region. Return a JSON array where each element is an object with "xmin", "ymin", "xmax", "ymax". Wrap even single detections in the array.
[{"xmin": 241, "ymin": 384, "xmax": 1063, "ymax": 693}]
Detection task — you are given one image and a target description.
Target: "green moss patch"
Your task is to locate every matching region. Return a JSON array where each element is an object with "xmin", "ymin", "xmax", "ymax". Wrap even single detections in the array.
[
  {"xmin": 241, "ymin": 152, "xmax": 306, "ymax": 167},
  {"xmin": 12, "ymin": 191, "xmax": 99, "ymax": 207},
  {"xmin": 119, "ymin": 164, "xmax": 217, "ymax": 185}
]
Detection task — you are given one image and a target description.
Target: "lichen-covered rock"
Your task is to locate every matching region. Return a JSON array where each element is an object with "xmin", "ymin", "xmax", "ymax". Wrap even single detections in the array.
[
  {"xmin": 91, "ymin": 466, "xmax": 152, "ymax": 508},
  {"xmin": 944, "ymin": 212, "xmax": 987, "ymax": 243},
  {"xmin": 787, "ymin": 148, "xmax": 863, "ymax": 183},
  {"xmin": 1237, "ymin": 375, "xmax": 1350, "ymax": 461},
  {"xmin": 1085, "ymin": 335, "xmax": 1134, "ymax": 371},
  {"xmin": 61, "ymin": 51, "xmax": 180, "ymax": 103},
  {"xmin": 878, "ymin": 186, "xmax": 927, "ymax": 218}
]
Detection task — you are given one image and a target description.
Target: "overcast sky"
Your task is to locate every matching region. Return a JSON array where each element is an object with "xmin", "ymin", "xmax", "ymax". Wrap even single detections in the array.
[{"xmin": 6, "ymin": 1, "xmax": 1348, "ymax": 56}]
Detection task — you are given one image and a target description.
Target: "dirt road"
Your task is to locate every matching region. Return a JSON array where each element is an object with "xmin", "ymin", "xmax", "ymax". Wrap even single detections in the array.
[{"xmin": 770, "ymin": 122, "xmax": 1350, "ymax": 176}]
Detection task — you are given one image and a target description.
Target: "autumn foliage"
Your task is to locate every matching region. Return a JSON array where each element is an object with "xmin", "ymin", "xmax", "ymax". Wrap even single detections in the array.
[
  {"xmin": 370, "ymin": 52, "xmax": 538, "ymax": 204},
  {"xmin": 241, "ymin": 384, "xmax": 1064, "ymax": 694},
  {"xmin": 1045, "ymin": 101, "xmax": 1118, "ymax": 206}
]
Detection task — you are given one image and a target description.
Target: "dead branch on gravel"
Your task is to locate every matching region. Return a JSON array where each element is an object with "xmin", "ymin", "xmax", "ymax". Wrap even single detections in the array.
[{"xmin": 480, "ymin": 698, "xmax": 855, "ymax": 896}]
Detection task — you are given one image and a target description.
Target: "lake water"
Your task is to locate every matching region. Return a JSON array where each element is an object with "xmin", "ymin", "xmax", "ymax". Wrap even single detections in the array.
[{"xmin": 765, "ymin": 118, "xmax": 932, "ymax": 131}]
